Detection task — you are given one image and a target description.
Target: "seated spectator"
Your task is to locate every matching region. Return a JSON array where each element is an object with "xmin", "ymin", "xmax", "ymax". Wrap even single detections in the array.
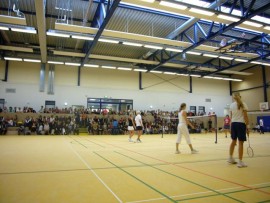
[
  {"xmin": 43, "ymin": 122, "xmax": 50, "ymax": 135},
  {"xmin": 112, "ymin": 119, "xmax": 119, "ymax": 135},
  {"xmin": 0, "ymin": 119, "xmax": 8, "ymax": 135},
  {"xmin": 92, "ymin": 121, "xmax": 98, "ymax": 135}
]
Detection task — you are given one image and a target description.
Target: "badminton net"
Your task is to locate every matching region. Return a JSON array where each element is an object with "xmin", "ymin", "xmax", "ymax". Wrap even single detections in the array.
[{"xmin": 161, "ymin": 114, "xmax": 218, "ymax": 143}]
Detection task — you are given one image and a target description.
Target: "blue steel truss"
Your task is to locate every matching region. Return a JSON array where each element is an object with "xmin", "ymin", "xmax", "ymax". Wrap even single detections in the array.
[
  {"xmin": 147, "ymin": 1, "xmax": 270, "ymax": 74},
  {"xmin": 81, "ymin": 0, "xmax": 121, "ymax": 67}
]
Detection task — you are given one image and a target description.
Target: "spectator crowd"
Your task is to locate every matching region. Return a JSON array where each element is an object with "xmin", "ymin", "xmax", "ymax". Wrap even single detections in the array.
[{"xmin": 0, "ymin": 105, "xmax": 213, "ymax": 135}]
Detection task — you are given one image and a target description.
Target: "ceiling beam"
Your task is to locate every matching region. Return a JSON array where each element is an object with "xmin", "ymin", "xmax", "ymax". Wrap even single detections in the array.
[
  {"xmin": 204, "ymin": 52, "xmax": 270, "ymax": 76},
  {"xmin": 35, "ymin": 0, "xmax": 47, "ymax": 63},
  {"xmin": 0, "ymin": 15, "xmax": 26, "ymax": 25}
]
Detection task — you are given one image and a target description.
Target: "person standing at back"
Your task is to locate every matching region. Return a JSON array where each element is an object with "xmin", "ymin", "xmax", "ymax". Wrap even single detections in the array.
[
  {"xmin": 228, "ymin": 92, "xmax": 249, "ymax": 168},
  {"xmin": 259, "ymin": 118, "xmax": 264, "ymax": 134},
  {"xmin": 224, "ymin": 115, "xmax": 231, "ymax": 138},
  {"xmin": 135, "ymin": 111, "xmax": 144, "ymax": 143},
  {"xmin": 175, "ymin": 103, "xmax": 198, "ymax": 154}
]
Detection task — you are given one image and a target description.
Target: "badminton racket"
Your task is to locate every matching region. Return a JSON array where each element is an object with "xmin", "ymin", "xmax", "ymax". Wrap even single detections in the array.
[{"xmin": 246, "ymin": 130, "xmax": 254, "ymax": 157}]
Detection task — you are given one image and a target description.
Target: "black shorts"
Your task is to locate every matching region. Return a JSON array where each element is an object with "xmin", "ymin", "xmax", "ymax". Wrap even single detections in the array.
[
  {"xmin": 231, "ymin": 122, "xmax": 246, "ymax": 141},
  {"xmin": 136, "ymin": 126, "xmax": 143, "ymax": 131}
]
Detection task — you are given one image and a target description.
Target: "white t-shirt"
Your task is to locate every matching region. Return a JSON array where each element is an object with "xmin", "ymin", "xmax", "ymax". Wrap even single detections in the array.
[
  {"xmin": 259, "ymin": 119, "xmax": 264, "ymax": 126},
  {"xmin": 230, "ymin": 102, "xmax": 248, "ymax": 123},
  {"xmin": 135, "ymin": 114, "xmax": 142, "ymax": 126}
]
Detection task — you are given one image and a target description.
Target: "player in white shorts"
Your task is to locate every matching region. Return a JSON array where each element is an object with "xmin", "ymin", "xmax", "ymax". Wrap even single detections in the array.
[
  {"xmin": 176, "ymin": 103, "xmax": 198, "ymax": 154},
  {"xmin": 128, "ymin": 113, "xmax": 136, "ymax": 142}
]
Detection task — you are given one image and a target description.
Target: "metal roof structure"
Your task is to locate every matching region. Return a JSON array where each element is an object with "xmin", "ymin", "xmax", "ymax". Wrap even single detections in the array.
[{"xmin": 0, "ymin": 0, "xmax": 270, "ymax": 82}]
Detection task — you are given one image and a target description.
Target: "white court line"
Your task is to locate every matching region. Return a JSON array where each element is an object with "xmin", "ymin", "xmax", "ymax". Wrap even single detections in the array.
[
  {"xmin": 64, "ymin": 138, "xmax": 123, "ymax": 203},
  {"xmin": 127, "ymin": 182, "xmax": 270, "ymax": 203}
]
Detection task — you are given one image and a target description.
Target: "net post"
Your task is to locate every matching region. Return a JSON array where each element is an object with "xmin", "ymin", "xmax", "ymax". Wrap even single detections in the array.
[
  {"xmin": 162, "ymin": 118, "xmax": 164, "ymax": 138},
  {"xmin": 214, "ymin": 114, "xmax": 218, "ymax": 144}
]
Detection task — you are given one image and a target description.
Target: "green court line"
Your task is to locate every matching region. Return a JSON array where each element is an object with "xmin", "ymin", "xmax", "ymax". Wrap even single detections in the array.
[
  {"xmin": 93, "ymin": 151, "xmax": 177, "ymax": 203},
  {"xmin": 67, "ymin": 136, "xmax": 88, "ymax": 148},
  {"xmin": 175, "ymin": 186, "xmax": 270, "ymax": 202},
  {"xmin": 115, "ymin": 151, "xmax": 244, "ymax": 203},
  {"xmin": 81, "ymin": 138, "xmax": 106, "ymax": 148},
  {"xmin": 74, "ymin": 136, "xmax": 106, "ymax": 148},
  {"xmin": 258, "ymin": 199, "xmax": 270, "ymax": 203},
  {"xmin": 0, "ymin": 168, "xmax": 89, "ymax": 175}
]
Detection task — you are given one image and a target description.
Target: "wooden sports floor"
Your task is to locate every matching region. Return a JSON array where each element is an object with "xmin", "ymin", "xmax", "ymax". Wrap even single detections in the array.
[{"xmin": 0, "ymin": 133, "xmax": 270, "ymax": 203}]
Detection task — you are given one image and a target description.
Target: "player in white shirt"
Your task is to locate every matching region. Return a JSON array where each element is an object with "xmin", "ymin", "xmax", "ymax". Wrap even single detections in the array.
[
  {"xmin": 228, "ymin": 92, "xmax": 249, "ymax": 168},
  {"xmin": 175, "ymin": 103, "xmax": 198, "ymax": 154},
  {"xmin": 135, "ymin": 111, "xmax": 144, "ymax": 143}
]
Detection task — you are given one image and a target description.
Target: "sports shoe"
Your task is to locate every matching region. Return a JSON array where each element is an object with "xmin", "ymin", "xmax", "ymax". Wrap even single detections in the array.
[
  {"xmin": 137, "ymin": 139, "xmax": 142, "ymax": 143},
  {"xmin": 129, "ymin": 138, "xmax": 134, "ymax": 142},
  {"xmin": 237, "ymin": 161, "xmax": 247, "ymax": 168},
  {"xmin": 191, "ymin": 149, "xmax": 199, "ymax": 154},
  {"xmin": 175, "ymin": 150, "xmax": 180, "ymax": 154},
  {"xmin": 227, "ymin": 157, "xmax": 237, "ymax": 164}
]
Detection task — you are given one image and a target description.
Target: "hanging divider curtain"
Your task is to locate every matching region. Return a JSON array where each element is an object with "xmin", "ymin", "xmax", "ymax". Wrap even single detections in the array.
[
  {"xmin": 47, "ymin": 65, "xmax": 55, "ymax": 95},
  {"xmin": 39, "ymin": 63, "xmax": 46, "ymax": 92}
]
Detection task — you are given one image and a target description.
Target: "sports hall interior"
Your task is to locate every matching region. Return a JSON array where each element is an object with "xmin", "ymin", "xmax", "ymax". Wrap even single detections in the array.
[{"xmin": 0, "ymin": 0, "xmax": 270, "ymax": 202}]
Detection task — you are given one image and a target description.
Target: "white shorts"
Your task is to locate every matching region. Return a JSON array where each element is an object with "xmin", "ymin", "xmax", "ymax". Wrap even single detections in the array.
[
  {"xmin": 128, "ymin": 126, "xmax": 134, "ymax": 131},
  {"xmin": 176, "ymin": 124, "xmax": 191, "ymax": 144}
]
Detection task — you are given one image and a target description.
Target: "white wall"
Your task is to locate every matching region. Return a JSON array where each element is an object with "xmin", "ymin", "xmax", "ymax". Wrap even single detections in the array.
[
  {"xmin": 232, "ymin": 66, "xmax": 270, "ymax": 111},
  {"xmin": 0, "ymin": 61, "xmax": 235, "ymax": 116}
]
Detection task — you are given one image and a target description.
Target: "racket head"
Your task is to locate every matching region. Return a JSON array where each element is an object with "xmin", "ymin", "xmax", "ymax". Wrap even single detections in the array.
[{"xmin": 247, "ymin": 146, "xmax": 254, "ymax": 157}]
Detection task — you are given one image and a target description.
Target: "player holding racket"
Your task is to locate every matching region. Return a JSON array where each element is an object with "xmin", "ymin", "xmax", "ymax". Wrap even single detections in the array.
[
  {"xmin": 175, "ymin": 103, "xmax": 198, "ymax": 154},
  {"xmin": 228, "ymin": 92, "xmax": 249, "ymax": 168},
  {"xmin": 128, "ymin": 113, "xmax": 136, "ymax": 142}
]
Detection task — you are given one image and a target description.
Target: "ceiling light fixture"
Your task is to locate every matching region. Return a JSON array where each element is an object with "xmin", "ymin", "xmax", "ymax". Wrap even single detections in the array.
[
  {"xmin": 98, "ymin": 39, "xmax": 119, "ymax": 44},
  {"xmin": 189, "ymin": 8, "xmax": 214, "ymax": 16},
  {"xmin": 219, "ymin": 56, "xmax": 233, "ymax": 60},
  {"xmin": 217, "ymin": 14, "xmax": 240, "ymax": 22},
  {"xmin": 65, "ymin": 62, "xmax": 81, "ymax": 66},
  {"xmin": 48, "ymin": 61, "xmax": 64, "ymax": 64},
  {"xmin": 234, "ymin": 58, "xmax": 248, "ymax": 62},
  {"xmin": 11, "ymin": 28, "xmax": 37, "ymax": 34},
  {"xmin": 23, "ymin": 59, "xmax": 41, "ymax": 63},
  {"xmin": 0, "ymin": 26, "xmax": 9, "ymax": 30},
  {"xmin": 250, "ymin": 61, "xmax": 263, "ymax": 64},
  {"xmin": 264, "ymin": 26, "xmax": 270, "ymax": 31},
  {"xmin": 122, "ymin": 42, "xmax": 143, "ymax": 47},
  {"xmin": 186, "ymin": 51, "xmax": 201, "ymax": 55},
  {"xmin": 163, "ymin": 72, "xmax": 176, "ymax": 75},
  {"xmin": 190, "ymin": 74, "xmax": 201, "ymax": 77},
  {"xmin": 203, "ymin": 53, "xmax": 219, "ymax": 58},
  {"xmin": 71, "ymin": 35, "xmax": 94, "ymax": 40},
  {"xmin": 133, "ymin": 69, "xmax": 147, "ymax": 72},
  {"xmin": 165, "ymin": 48, "xmax": 183, "ymax": 52},
  {"xmin": 144, "ymin": 45, "xmax": 163, "ymax": 50},
  {"xmin": 101, "ymin": 66, "xmax": 116, "ymax": 69},
  {"xmin": 177, "ymin": 73, "xmax": 189, "ymax": 76},
  {"xmin": 117, "ymin": 67, "xmax": 132, "ymax": 71},
  {"xmin": 4, "ymin": 57, "xmax": 22, "ymax": 61},
  {"xmin": 84, "ymin": 64, "xmax": 99, "ymax": 68},
  {"xmin": 159, "ymin": 1, "xmax": 187, "ymax": 10},
  {"xmin": 150, "ymin": 70, "xmax": 163, "ymax": 74},
  {"xmin": 242, "ymin": 21, "xmax": 263, "ymax": 28},
  {"xmin": 46, "ymin": 32, "xmax": 70, "ymax": 38}
]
